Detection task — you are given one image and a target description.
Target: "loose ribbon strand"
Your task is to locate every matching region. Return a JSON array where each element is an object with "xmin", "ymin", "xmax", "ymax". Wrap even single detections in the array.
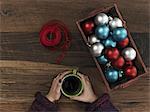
[{"xmin": 40, "ymin": 20, "xmax": 71, "ymax": 64}]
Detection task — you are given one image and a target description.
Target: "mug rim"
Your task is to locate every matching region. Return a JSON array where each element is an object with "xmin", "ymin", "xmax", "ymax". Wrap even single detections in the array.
[{"xmin": 61, "ymin": 73, "xmax": 83, "ymax": 97}]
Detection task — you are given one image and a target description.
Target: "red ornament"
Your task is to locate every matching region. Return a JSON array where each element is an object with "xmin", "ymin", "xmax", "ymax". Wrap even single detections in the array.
[
  {"xmin": 82, "ymin": 21, "xmax": 94, "ymax": 32},
  {"xmin": 105, "ymin": 48, "xmax": 120, "ymax": 60},
  {"xmin": 112, "ymin": 56, "xmax": 125, "ymax": 69},
  {"xmin": 124, "ymin": 66, "xmax": 137, "ymax": 78},
  {"xmin": 125, "ymin": 61, "xmax": 133, "ymax": 66},
  {"xmin": 118, "ymin": 38, "xmax": 129, "ymax": 48}
]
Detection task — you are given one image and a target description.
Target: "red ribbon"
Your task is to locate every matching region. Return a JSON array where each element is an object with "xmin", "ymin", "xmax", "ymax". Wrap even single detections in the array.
[{"xmin": 40, "ymin": 20, "xmax": 71, "ymax": 64}]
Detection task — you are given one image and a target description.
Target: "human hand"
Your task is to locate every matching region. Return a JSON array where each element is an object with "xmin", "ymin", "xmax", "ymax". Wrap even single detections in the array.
[
  {"xmin": 46, "ymin": 71, "xmax": 71, "ymax": 102},
  {"xmin": 70, "ymin": 72, "xmax": 98, "ymax": 103}
]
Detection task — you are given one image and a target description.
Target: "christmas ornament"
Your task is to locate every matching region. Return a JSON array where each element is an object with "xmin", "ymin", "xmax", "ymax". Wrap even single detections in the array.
[
  {"xmin": 105, "ymin": 68, "xmax": 119, "ymax": 83},
  {"xmin": 95, "ymin": 13, "xmax": 109, "ymax": 25},
  {"xmin": 106, "ymin": 62, "xmax": 112, "ymax": 68},
  {"xmin": 118, "ymin": 70, "xmax": 124, "ymax": 78},
  {"xmin": 91, "ymin": 43, "xmax": 104, "ymax": 57},
  {"xmin": 105, "ymin": 48, "xmax": 120, "ymax": 60},
  {"xmin": 124, "ymin": 66, "xmax": 137, "ymax": 78},
  {"xmin": 109, "ymin": 17, "xmax": 123, "ymax": 29},
  {"xmin": 95, "ymin": 25, "xmax": 109, "ymax": 39},
  {"xmin": 82, "ymin": 21, "xmax": 94, "ymax": 33},
  {"xmin": 112, "ymin": 27, "xmax": 127, "ymax": 42},
  {"xmin": 125, "ymin": 61, "xmax": 133, "ymax": 66},
  {"xmin": 118, "ymin": 37, "xmax": 129, "ymax": 48},
  {"xmin": 102, "ymin": 37, "xmax": 116, "ymax": 47},
  {"xmin": 112, "ymin": 56, "xmax": 125, "ymax": 69},
  {"xmin": 88, "ymin": 35, "xmax": 100, "ymax": 45},
  {"xmin": 122, "ymin": 47, "xmax": 136, "ymax": 61},
  {"xmin": 97, "ymin": 55, "xmax": 108, "ymax": 64},
  {"xmin": 108, "ymin": 16, "xmax": 113, "ymax": 21},
  {"xmin": 40, "ymin": 20, "xmax": 71, "ymax": 64}
]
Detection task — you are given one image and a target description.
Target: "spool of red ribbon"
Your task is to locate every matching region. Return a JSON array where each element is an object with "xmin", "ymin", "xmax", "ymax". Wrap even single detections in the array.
[{"xmin": 40, "ymin": 20, "xmax": 71, "ymax": 64}]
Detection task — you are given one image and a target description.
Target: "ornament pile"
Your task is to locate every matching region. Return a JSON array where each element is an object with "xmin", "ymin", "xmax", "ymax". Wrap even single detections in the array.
[{"xmin": 82, "ymin": 13, "xmax": 138, "ymax": 84}]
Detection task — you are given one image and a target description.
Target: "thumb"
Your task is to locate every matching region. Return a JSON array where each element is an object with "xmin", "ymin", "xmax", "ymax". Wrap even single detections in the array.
[{"xmin": 70, "ymin": 96, "xmax": 81, "ymax": 101}]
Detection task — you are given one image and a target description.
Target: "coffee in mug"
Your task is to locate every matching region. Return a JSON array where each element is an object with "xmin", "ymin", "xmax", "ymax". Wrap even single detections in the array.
[{"xmin": 61, "ymin": 72, "xmax": 83, "ymax": 97}]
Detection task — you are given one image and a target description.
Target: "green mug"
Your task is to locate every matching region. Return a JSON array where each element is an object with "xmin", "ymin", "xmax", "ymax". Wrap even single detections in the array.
[{"xmin": 61, "ymin": 70, "xmax": 83, "ymax": 97}]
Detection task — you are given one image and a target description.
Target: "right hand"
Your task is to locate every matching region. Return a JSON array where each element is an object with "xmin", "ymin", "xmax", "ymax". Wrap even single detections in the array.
[{"xmin": 70, "ymin": 72, "xmax": 98, "ymax": 103}]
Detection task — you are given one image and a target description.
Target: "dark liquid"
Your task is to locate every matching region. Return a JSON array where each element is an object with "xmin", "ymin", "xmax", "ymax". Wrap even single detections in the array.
[{"xmin": 62, "ymin": 76, "xmax": 82, "ymax": 96}]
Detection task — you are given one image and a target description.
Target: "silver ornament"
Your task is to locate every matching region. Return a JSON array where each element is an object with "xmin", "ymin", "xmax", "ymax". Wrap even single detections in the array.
[
  {"xmin": 122, "ymin": 47, "xmax": 136, "ymax": 61},
  {"xmin": 109, "ymin": 17, "xmax": 123, "ymax": 29},
  {"xmin": 91, "ymin": 43, "xmax": 104, "ymax": 57},
  {"xmin": 108, "ymin": 16, "xmax": 113, "ymax": 21},
  {"xmin": 95, "ymin": 13, "xmax": 109, "ymax": 25},
  {"xmin": 88, "ymin": 35, "xmax": 100, "ymax": 45}
]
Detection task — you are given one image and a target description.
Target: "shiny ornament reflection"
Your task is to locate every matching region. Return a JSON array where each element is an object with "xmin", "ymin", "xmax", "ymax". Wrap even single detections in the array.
[
  {"xmin": 112, "ymin": 56, "xmax": 125, "ymax": 69},
  {"xmin": 95, "ymin": 25, "xmax": 109, "ymax": 40},
  {"xmin": 105, "ymin": 68, "xmax": 119, "ymax": 83},
  {"xmin": 82, "ymin": 21, "xmax": 94, "ymax": 33},
  {"xmin": 109, "ymin": 17, "xmax": 123, "ymax": 29},
  {"xmin": 88, "ymin": 35, "xmax": 100, "ymax": 45},
  {"xmin": 97, "ymin": 55, "xmax": 108, "ymax": 64},
  {"xmin": 118, "ymin": 70, "xmax": 124, "ymax": 78},
  {"xmin": 118, "ymin": 38, "xmax": 129, "ymax": 48},
  {"xmin": 112, "ymin": 27, "xmax": 127, "ymax": 42},
  {"xmin": 105, "ymin": 48, "xmax": 120, "ymax": 60},
  {"xmin": 102, "ymin": 37, "xmax": 116, "ymax": 47},
  {"xmin": 95, "ymin": 13, "xmax": 109, "ymax": 25},
  {"xmin": 122, "ymin": 47, "xmax": 136, "ymax": 61},
  {"xmin": 91, "ymin": 43, "xmax": 104, "ymax": 57},
  {"xmin": 124, "ymin": 66, "xmax": 137, "ymax": 78}
]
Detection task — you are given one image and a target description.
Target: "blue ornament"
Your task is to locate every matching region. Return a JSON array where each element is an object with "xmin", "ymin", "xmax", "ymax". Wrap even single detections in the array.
[
  {"xmin": 97, "ymin": 55, "xmax": 108, "ymax": 64},
  {"xmin": 112, "ymin": 27, "xmax": 127, "ymax": 42},
  {"xmin": 95, "ymin": 25, "xmax": 109, "ymax": 40},
  {"xmin": 105, "ymin": 68, "xmax": 119, "ymax": 83},
  {"xmin": 102, "ymin": 37, "xmax": 116, "ymax": 47}
]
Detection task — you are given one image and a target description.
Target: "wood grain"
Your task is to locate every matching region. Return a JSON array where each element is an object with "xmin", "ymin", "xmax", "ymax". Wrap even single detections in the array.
[
  {"xmin": 0, "ymin": 0, "xmax": 150, "ymax": 112},
  {"xmin": 1, "ymin": 32, "xmax": 149, "ymax": 67},
  {"xmin": 0, "ymin": 0, "xmax": 149, "ymax": 33},
  {"xmin": 0, "ymin": 60, "xmax": 149, "ymax": 112},
  {"xmin": 0, "ymin": 60, "xmax": 104, "ymax": 112}
]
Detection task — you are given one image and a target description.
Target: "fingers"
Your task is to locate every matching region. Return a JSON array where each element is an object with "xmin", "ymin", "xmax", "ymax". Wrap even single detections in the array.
[
  {"xmin": 56, "ymin": 82, "xmax": 62, "ymax": 93},
  {"xmin": 52, "ymin": 70, "xmax": 72, "ymax": 93},
  {"xmin": 58, "ymin": 70, "xmax": 72, "ymax": 79},
  {"xmin": 77, "ymin": 72, "xmax": 91, "ymax": 85},
  {"xmin": 54, "ymin": 70, "xmax": 71, "ymax": 83},
  {"xmin": 70, "ymin": 96, "xmax": 82, "ymax": 101}
]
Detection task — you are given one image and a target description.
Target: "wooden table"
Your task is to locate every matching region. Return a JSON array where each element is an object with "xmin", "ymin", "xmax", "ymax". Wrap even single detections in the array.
[{"xmin": 0, "ymin": 0, "xmax": 149, "ymax": 112}]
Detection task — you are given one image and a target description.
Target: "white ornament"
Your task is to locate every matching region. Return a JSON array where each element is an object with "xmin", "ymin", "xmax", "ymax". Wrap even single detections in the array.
[
  {"xmin": 109, "ymin": 17, "xmax": 123, "ymax": 29},
  {"xmin": 108, "ymin": 16, "xmax": 113, "ymax": 21},
  {"xmin": 95, "ymin": 13, "xmax": 109, "ymax": 25},
  {"xmin": 88, "ymin": 35, "xmax": 100, "ymax": 45},
  {"xmin": 92, "ymin": 43, "xmax": 104, "ymax": 57},
  {"xmin": 122, "ymin": 47, "xmax": 136, "ymax": 61}
]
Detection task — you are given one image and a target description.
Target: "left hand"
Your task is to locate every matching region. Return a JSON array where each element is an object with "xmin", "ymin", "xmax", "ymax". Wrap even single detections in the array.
[{"xmin": 46, "ymin": 70, "xmax": 71, "ymax": 102}]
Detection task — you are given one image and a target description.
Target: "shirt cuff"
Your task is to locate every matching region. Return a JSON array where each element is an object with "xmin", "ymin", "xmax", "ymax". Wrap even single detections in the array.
[
  {"xmin": 35, "ymin": 92, "xmax": 58, "ymax": 111},
  {"xmin": 86, "ymin": 93, "xmax": 119, "ymax": 112}
]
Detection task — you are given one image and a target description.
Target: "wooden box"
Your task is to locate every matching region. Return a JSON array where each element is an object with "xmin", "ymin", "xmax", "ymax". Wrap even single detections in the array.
[{"xmin": 76, "ymin": 4, "xmax": 147, "ymax": 91}]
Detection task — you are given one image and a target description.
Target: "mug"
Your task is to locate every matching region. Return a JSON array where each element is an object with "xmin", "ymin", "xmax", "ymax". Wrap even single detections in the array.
[{"xmin": 61, "ymin": 70, "xmax": 83, "ymax": 97}]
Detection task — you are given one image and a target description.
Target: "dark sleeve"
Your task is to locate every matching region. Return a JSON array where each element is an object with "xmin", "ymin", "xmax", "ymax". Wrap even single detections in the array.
[
  {"xmin": 29, "ymin": 92, "xmax": 58, "ymax": 112},
  {"xmin": 86, "ymin": 93, "xmax": 119, "ymax": 112}
]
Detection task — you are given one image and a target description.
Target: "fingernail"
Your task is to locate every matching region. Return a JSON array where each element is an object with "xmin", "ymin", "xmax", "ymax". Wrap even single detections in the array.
[{"xmin": 59, "ymin": 79, "xmax": 62, "ymax": 83}]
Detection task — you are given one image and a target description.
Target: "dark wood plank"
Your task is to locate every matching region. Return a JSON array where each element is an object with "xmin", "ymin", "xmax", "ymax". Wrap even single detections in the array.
[
  {"xmin": 0, "ymin": 60, "xmax": 149, "ymax": 112},
  {"xmin": 0, "ymin": 1, "xmax": 149, "ymax": 112},
  {"xmin": 0, "ymin": 60, "xmax": 103, "ymax": 112},
  {"xmin": 1, "ymin": 32, "xmax": 149, "ymax": 67},
  {"xmin": 0, "ymin": 0, "xmax": 149, "ymax": 33}
]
